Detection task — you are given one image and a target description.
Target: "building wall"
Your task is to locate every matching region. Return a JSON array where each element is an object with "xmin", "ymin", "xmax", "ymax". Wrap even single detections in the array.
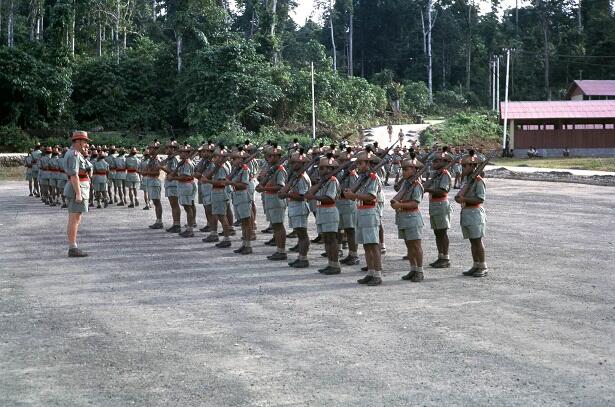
[{"xmin": 514, "ymin": 129, "xmax": 615, "ymax": 149}]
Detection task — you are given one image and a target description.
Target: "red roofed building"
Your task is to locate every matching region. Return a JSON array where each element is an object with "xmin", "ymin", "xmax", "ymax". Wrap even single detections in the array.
[
  {"xmin": 566, "ymin": 80, "xmax": 615, "ymax": 100},
  {"xmin": 500, "ymin": 83, "xmax": 615, "ymax": 157}
]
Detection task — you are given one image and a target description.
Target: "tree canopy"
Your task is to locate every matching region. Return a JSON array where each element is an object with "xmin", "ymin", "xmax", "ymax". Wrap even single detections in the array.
[{"xmin": 0, "ymin": 0, "xmax": 613, "ymax": 141}]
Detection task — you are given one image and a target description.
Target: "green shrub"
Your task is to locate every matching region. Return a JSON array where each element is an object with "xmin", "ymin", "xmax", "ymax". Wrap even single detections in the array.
[
  {"xmin": 0, "ymin": 125, "xmax": 36, "ymax": 152},
  {"xmin": 420, "ymin": 111, "xmax": 501, "ymax": 147}
]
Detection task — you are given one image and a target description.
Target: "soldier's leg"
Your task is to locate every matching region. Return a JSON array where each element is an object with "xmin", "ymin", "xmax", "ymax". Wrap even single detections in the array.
[
  {"xmin": 323, "ymin": 232, "xmax": 340, "ymax": 274},
  {"xmin": 181, "ymin": 204, "xmax": 195, "ymax": 237},
  {"xmin": 357, "ymin": 243, "xmax": 378, "ymax": 284},
  {"xmin": 202, "ymin": 204, "xmax": 219, "ymax": 241},
  {"xmin": 128, "ymin": 186, "xmax": 134, "ymax": 206},
  {"xmin": 379, "ymin": 225, "xmax": 386, "ymax": 253},
  {"xmin": 402, "ymin": 240, "xmax": 424, "ymax": 282},
  {"xmin": 469, "ymin": 238, "xmax": 487, "ymax": 276},
  {"xmin": 169, "ymin": 196, "xmax": 181, "ymax": 225},
  {"xmin": 341, "ymin": 228, "xmax": 359, "ymax": 264},
  {"xmin": 215, "ymin": 211, "xmax": 232, "ymax": 248},
  {"xmin": 33, "ymin": 177, "xmax": 39, "ymax": 196},
  {"xmin": 296, "ymin": 227, "xmax": 309, "ymax": 258},
  {"xmin": 121, "ymin": 181, "xmax": 127, "ymax": 204},
  {"xmin": 67, "ymin": 212, "xmax": 82, "ymax": 249},
  {"xmin": 28, "ymin": 179, "xmax": 33, "ymax": 195},
  {"xmin": 250, "ymin": 202, "xmax": 257, "ymax": 238},
  {"xmin": 270, "ymin": 222, "xmax": 286, "ymax": 256},
  {"xmin": 226, "ymin": 203, "xmax": 234, "ymax": 230},
  {"xmin": 153, "ymin": 199, "xmax": 163, "ymax": 223}
]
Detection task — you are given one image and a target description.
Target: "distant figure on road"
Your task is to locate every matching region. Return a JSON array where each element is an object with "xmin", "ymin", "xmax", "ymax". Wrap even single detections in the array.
[
  {"xmin": 387, "ymin": 124, "xmax": 393, "ymax": 143},
  {"xmin": 397, "ymin": 128, "xmax": 404, "ymax": 148}
]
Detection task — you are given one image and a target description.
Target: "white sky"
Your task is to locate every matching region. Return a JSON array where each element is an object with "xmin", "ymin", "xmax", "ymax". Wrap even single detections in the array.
[{"xmin": 290, "ymin": 0, "xmax": 530, "ymax": 26}]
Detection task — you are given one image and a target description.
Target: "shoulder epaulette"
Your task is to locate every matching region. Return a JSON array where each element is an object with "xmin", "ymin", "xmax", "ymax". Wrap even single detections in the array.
[
  {"xmin": 242, "ymin": 164, "xmax": 249, "ymax": 170},
  {"xmin": 476, "ymin": 175, "xmax": 483, "ymax": 181},
  {"xmin": 277, "ymin": 164, "xmax": 285, "ymax": 171},
  {"xmin": 369, "ymin": 172, "xmax": 377, "ymax": 180},
  {"xmin": 442, "ymin": 169, "xmax": 450, "ymax": 175},
  {"xmin": 350, "ymin": 170, "xmax": 357, "ymax": 176},
  {"xmin": 330, "ymin": 175, "xmax": 337, "ymax": 181}
]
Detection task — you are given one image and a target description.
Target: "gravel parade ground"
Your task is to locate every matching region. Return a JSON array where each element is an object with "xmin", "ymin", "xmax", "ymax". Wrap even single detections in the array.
[{"xmin": 1, "ymin": 179, "xmax": 614, "ymax": 406}]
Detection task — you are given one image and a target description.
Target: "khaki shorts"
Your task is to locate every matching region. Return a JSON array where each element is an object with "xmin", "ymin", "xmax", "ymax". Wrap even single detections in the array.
[
  {"xmin": 267, "ymin": 207, "xmax": 285, "ymax": 224},
  {"xmin": 317, "ymin": 222, "xmax": 339, "ymax": 234},
  {"xmin": 430, "ymin": 213, "xmax": 451, "ymax": 230},
  {"xmin": 67, "ymin": 197, "xmax": 89, "ymax": 213},
  {"xmin": 211, "ymin": 199, "xmax": 229, "ymax": 215},
  {"xmin": 148, "ymin": 186, "xmax": 161, "ymax": 200},
  {"xmin": 462, "ymin": 223, "xmax": 485, "ymax": 240},
  {"xmin": 125, "ymin": 180, "xmax": 140, "ymax": 189},
  {"xmin": 289, "ymin": 214, "xmax": 308, "ymax": 229},
  {"xmin": 398, "ymin": 227, "xmax": 422, "ymax": 241},
  {"xmin": 234, "ymin": 201, "xmax": 252, "ymax": 220}
]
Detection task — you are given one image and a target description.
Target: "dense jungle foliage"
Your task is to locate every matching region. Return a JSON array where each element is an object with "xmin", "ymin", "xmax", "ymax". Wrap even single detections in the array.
[{"xmin": 0, "ymin": 0, "xmax": 614, "ymax": 151}]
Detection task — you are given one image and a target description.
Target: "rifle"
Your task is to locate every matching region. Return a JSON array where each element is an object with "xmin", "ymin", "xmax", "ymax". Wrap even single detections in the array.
[
  {"xmin": 284, "ymin": 155, "xmax": 320, "ymax": 192},
  {"xmin": 307, "ymin": 159, "xmax": 356, "ymax": 195},
  {"xmin": 227, "ymin": 147, "xmax": 263, "ymax": 181},
  {"xmin": 422, "ymin": 155, "xmax": 460, "ymax": 191},
  {"xmin": 390, "ymin": 164, "xmax": 430, "ymax": 204},
  {"xmin": 456, "ymin": 153, "xmax": 493, "ymax": 199},
  {"xmin": 350, "ymin": 153, "xmax": 393, "ymax": 194}
]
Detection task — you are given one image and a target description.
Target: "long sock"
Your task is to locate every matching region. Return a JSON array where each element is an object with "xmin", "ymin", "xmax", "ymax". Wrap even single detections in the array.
[{"xmin": 69, "ymin": 243, "xmax": 77, "ymax": 249}]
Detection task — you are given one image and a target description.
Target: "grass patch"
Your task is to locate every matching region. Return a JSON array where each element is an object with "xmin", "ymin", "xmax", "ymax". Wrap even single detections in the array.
[
  {"xmin": 492, "ymin": 157, "xmax": 615, "ymax": 172},
  {"xmin": 420, "ymin": 111, "xmax": 502, "ymax": 149},
  {"xmin": 0, "ymin": 167, "xmax": 26, "ymax": 181}
]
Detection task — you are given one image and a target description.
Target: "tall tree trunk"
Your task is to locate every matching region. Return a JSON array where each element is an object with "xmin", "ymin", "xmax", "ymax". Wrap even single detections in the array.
[
  {"xmin": 115, "ymin": 0, "xmax": 120, "ymax": 64},
  {"xmin": 176, "ymin": 32, "xmax": 182, "ymax": 73},
  {"xmin": 0, "ymin": 0, "xmax": 3, "ymax": 45},
  {"xmin": 152, "ymin": 0, "xmax": 156, "ymax": 21},
  {"xmin": 70, "ymin": 3, "xmax": 75, "ymax": 56},
  {"xmin": 8, "ymin": 0, "xmax": 14, "ymax": 47},
  {"xmin": 442, "ymin": 39, "xmax": 446, "ymax": 89},
  {"xmin": 96, "ymin": 12, "xmax": 102, "ymax": 57},
  {"xmin": 577, "ymin": 1, "xmax": 582, "ymax": 33},
  {"xmin": 427, "ymin": 0, "xmax": 433, "ymax": 103},
  {"xmin": 348, "ymin": 11, "xmax": 353, "ymax": 76},
  {"xmin": 465, "ymin": 2, "xmax": 472, "ymax": 92},
  {"xmin": 270, "ymin": 0, "xmax": 278, "ymax": 64},
  {"xmin": 543, "ymin": 20, "xmax": 550, "ymax": 100},
  {"xmin": 329, "ymin": 2, "xmax": 336, "ymax": 72}
]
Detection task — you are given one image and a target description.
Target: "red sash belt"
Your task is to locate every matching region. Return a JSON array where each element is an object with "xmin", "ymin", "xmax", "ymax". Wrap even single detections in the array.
[
  {"xmin": 400, "ymin": 208, "xmax": 420, "ymax": 213},
  {"xmin": 464, "ymin": 203, "xmax": 482, "ymax": 209},
  {"xmin": 358, "ymin": 204, "xmax": 376, "ymax": 209},
  {"xmin": 126, "ymin": 169, "xmax": 137, "ymax": 173},
  {"xmin": 317, "ymin": 203, "xmax": 336, "ymax": 208},
  {"xmin": 116, "ymin": 169, "xmax": 126, "ymax": 173},
  {"xmin": 78, "ymin": 176, "xmax": 89, "ymax": 181},
  {"xmin": 94, "ymin": 171, "xmax": 107, "ymax": 175},
  {"xmin": 430, "ymin": 195, "xmax": 448, "ymax": 203}
]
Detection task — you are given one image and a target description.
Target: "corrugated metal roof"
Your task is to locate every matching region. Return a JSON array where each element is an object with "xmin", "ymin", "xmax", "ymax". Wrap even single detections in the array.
[
  {"xmin": 499, "ymin": 100, "xmax": 615, "ymax": 121},
  {"xmin": 566, "ymin": 80, "xmax": 615, "ymax": 97}
]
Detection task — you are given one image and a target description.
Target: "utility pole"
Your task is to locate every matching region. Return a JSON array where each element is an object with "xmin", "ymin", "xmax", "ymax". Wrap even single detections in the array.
[
  {"xmin": 502, "ymin": 49, "xmax": 512, "ymax": 151},
  {"xmin": 311, "ymin": 62, "xmax": 316, "ymax": 141},
  {"xmin": 489, "ymin": 55, "xmax": 495, "ymax": 111},
  {"xmin": 496, "ymin": 55, "xmax": 500, "ymax": 113}
]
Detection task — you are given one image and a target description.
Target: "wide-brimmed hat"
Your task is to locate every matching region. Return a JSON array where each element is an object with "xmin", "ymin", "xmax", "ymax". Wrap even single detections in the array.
[
  {"xmin": 71, "ymin": 131, "xmax": 90, "ymax": 142},
  {"xmin": 401, "ymin": 158, "xmax": 424, "ymax": 169}
]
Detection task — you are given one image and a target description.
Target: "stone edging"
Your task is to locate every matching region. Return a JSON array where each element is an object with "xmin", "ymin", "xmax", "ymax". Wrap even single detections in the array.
[{"xmin": 485, "ymin": 167, "xmax": 615, "ymax": 187}]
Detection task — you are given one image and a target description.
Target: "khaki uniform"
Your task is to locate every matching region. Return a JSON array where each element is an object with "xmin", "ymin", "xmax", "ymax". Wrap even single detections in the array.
[
  {"xmin": 264, "ymin": 165, "xmax": 287, "ymax": 224},
  {"xmin": 355, "ymin": 173, "xmax": 381, "ymax": 245},
  {"xmin": 147, "ymin": 156, "xmax": 162, "ymax": 200},
  {"xmin": 287, "ymin": 172, "xmax": 311, "ymax": 229},
  {"xmin": 395, "ymin": 181, "xmax": 424, "ymax": 241},
  {"xmin": 105, "ymin": 154, "xmax": 117, "ymax": 183},
  {"xmin": 92, "ymin": 159, "xmax": 109, "ymax": 192},
  {"xmin": 64, "ymin": 148, "xmax": 91, "ymax": 213},
  {"xmin": 139, "ymin": 157, "xmax": 149, "ymax": 192},
  {"xmin": 460, "ymin": 175, "xmax": 486, "ymax": 239},
  {"xmin": 57, "ymin": 154, "xmax": 68, "ymax": 190},
  {"xmin": 177, "ymin": 159, "xmax": 197, "ymax": 206},
  {"xmin": 428, "ymin": 169, "xmax": 452, "ymax": 230},
  {"xmin": 25, "ymin": 155, "xmax": 33, "ymax": 181},
  {"xmin": 39, "ymin": 154, "xmax": 51, "ymax": 186},
  {"xmin": 315, "ymin": 176, "xmax": 341, "ymax": 234},
  {"xmin": 114, "ymin": 154, "xmax": 127, "ymax": 187},
  {"xmin": 337, "ymin": 169, "xmax": 358, "ymax": 230},
  {"xmin": 125, "ymin": 155, "xmax": 141, "ymax": 188},
  {"xmin": 211, "ymin": 162, "xmax": 232, "ymax": 215},
  {"xmin": 31, "ymin": 149, "xmax": 42, "ymax": 179},
  {"xmin": 232, "ymin": 164, "xmax": 252, "ymax": 220},
  {"xmin": 164, "ymin": 156, "xmax": 180, "ymax": 197}
]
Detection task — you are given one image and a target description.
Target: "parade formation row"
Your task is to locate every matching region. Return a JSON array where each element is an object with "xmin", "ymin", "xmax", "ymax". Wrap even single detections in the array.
[{"xmin": 23, "ymin": 132, "xmax": 489, "ymax": 286}]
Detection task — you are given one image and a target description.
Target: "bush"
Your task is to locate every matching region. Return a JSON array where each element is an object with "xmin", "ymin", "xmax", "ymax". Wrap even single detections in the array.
[
  {"xmin": 0, "ymin": 125, "xmax": 36, "ymax": 152},
  {"xmin": 420, "ymin": 111, "xmax": 501, "ymax": 147},
  {"xmin": 402, "ymin": 81, "xmax": 430, "ymax": 115}
]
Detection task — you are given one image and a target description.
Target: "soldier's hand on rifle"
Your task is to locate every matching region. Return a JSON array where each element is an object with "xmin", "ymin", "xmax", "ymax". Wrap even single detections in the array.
[{"xmin": 343, "ymin": 189, "xmax": 356, "ymax": 200}]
